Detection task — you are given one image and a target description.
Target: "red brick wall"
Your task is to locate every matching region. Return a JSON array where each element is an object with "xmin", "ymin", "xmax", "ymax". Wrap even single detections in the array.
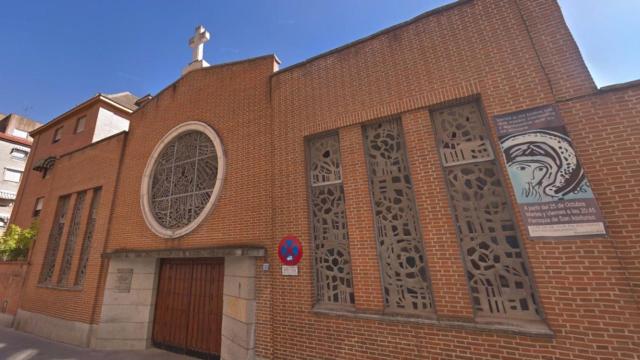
[
  {"xmin": 266, "ymin": 0, "xmax": 640, "ymax": 358},
  {"xmin": 105, "ymin": 55, "xmax": 276, "ymax": 253},
  {"xmin": 557, "ymin": 83, "xmax": 640, "ymax": 297},
  {"xmin": 29, "ymin": 101, "xmax": 129, "ymax": 160},
  {"xmin": 104, "ymin": 56, "xmax": 278, "ymax": 345},
  {"xmin": 8, "ymin": 0, "xmax": 640, "ymax": 358},
  {"xmin": 0, "ymin": 261, "xmax": 27, "ymax": 316},
  {"xmin": 11, "ymin": 100, "xmax": 130, "ymax": 230},
  {"xmin": 516, "ymin": 0, "xmax": 596, "ymax": 100},
  {"xmin": 16, "ymin": 134, "xmax": 126, "ymax": 324}
]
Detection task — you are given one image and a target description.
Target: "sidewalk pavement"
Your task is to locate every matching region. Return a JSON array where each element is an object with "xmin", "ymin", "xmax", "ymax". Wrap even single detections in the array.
[{"xmin": 0, "ymin": 327, "xmax": 191, "ymax": 360}]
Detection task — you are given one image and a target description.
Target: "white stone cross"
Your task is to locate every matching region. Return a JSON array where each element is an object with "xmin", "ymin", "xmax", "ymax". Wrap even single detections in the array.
[{"xmin": 189, "ymin": 25, "xmax": 210, "ymax": 63}]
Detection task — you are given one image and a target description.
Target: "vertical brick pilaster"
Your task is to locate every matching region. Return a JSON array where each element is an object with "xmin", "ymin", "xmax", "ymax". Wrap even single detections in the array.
[
  {"xmin": 402, "ymin": 110, "xmax": 473, "ymax": 319},
  {"xmin": 339, "ymin": 125, "xmax": 384, "ymax": 311}
]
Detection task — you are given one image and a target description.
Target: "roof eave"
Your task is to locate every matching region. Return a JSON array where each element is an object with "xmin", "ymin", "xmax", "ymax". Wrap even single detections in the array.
[{"xmin": 30, "ymin": 95, "xmax": 134, "ymax": 137}]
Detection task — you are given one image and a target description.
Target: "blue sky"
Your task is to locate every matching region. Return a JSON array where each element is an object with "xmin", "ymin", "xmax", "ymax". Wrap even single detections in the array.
[{"xmin": 1, "ymin": 0, "xmax": 638, "ymax": 123}]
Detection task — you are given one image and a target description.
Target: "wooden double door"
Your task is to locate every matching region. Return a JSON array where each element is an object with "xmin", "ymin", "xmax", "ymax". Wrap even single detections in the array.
[{"xmin": 153, "ymin": 258, "xmax": 224, "ymax": 359}]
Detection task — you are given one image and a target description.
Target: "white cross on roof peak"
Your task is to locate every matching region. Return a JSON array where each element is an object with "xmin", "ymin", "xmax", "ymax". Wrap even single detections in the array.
[
  {"xmin": 183, "ymin": 25, "xmax": 211, "ymax": 75},
  {"xmin": 189, "ymin": 25, "xmax": 210, "ymax": 63}
]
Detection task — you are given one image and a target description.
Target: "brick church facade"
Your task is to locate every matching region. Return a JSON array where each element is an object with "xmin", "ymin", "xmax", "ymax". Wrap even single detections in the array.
[{"xmin": 4, "ymin": 0, "xmax": 640, "ymax": 359}]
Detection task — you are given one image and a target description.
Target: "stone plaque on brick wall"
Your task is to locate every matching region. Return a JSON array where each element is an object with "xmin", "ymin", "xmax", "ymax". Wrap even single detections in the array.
[
  {"xmin": 281, "ymin": 265, "xmax": 298, "ymax": 276},
  {"xmin": 114, "ymin": 268, "xmax": 133, "ymax": 293}
]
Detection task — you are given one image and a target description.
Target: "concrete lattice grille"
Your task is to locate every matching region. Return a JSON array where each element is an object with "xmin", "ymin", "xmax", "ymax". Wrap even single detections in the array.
[
  {"xmin": 431, "ymin": 102, "xmax": 541, "ymax": 320},
  {"xmin": 150, "ymin": 131, "xmax": 218, "ymax": 230},
  {"xmin": 307, "ymin": 133, "xmax": 355, "ymax": 306},
  {"xmin": 363, "ymin": 119, "xmax": 434, "ymax": 313}
]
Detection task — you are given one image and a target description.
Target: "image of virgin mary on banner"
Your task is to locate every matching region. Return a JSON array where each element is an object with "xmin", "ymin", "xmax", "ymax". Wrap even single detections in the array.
[
  {"xmin": 494, "ymin": 105, "xmax": 606, "ymax": 239},
  {"xmin": 501, "ymin": 129, "xmax": 593, "ymax": 203}
]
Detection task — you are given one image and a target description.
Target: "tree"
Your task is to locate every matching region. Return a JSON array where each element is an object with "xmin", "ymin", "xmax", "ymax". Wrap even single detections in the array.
[{"xmin": 0, "ymin": 222, "xmax": 38, "ymax": 261}]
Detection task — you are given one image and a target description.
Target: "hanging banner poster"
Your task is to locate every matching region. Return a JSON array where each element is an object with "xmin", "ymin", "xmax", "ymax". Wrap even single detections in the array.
[{"xmin": 493, "ymin": 105, "xmax": 607, "ymax": 239}]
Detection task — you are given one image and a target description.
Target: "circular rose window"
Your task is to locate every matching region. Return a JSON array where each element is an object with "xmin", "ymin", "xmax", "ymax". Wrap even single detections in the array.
[{"xmin": 141, "ymin": 121, "xmax": 225, "ymax": 238}]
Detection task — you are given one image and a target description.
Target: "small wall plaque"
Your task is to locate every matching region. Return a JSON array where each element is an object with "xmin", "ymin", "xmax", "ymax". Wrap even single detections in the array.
[
  {"xmin": 281, "ymin": 265, "xmax": 298, "ymax": 276},
  {"xmin": 114, "ymin": 268, "xmax": 133, "ymax": 293}
]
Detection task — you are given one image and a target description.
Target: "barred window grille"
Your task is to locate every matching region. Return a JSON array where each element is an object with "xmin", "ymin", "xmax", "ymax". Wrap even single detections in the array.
[
  {"xmin": 39, "ymin": 195, "xmax": 70, "ymax": 284},
  {"xmin": 57, "ymin": 191, "xmax": 87, "ymax": 285},
  {"xmin": 431, "ymin": 102, "xmax": 541, "ymax": 321},
  {"xmin": 307, "ymin": 133, "xmax": 355, "ymax": 306},
  {"xmin": 362, "ymin": 119, "xmax": 434, "ymax": 313},
  {"xmin": 75, "ymin": 188, "xmax": 102, "ymax": 287}
]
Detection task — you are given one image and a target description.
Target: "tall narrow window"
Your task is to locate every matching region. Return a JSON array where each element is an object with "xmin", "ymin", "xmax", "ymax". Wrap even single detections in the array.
[
  {"xmin": 75, "ymin": 188, "xmax": 101, "ymax": 286},
  {"xmin": 39, "ymin": 195, "xmax": 70, "ymax": 284},
  {"xmin": 57, "ymin": 191, "xmax": 86, "ymax": 285},
  {"xmin": 363, "ymin": 119, "xmax": 434, "ymax": 313},
  {"xmin": 307, "ymin": 134, "xmax": 355, "ymax": 306},
  {"xmin": 431, "ymin": 102, "xmax": 541, "ymax": 321}
]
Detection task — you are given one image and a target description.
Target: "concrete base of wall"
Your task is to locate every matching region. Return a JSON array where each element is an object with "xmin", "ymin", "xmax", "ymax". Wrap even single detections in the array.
[
  {"xmin": 14, "ymin": 309, "xmax": 96, "ymax": 347},
  {"xmin": 94, "ymin": 252, "xmax": 259, "ymax": 360},
  {"xmin": 221, "ymin": 256, "xmax": 257, "ymax": 360},
  {"xmin": 14, "ymin": 250, "xmax": 262, "ymax": 357},
  {"xmin": 0, "ymin": 313, "xmax": 14, "ymax": 328},
  {"xmin": 93, "ymin": 257, "xmax": 158, "ymax": 350}
]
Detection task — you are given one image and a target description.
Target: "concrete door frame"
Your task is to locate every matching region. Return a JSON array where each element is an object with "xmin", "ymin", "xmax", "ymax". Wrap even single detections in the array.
[{"xmin": 94, "ymin": 247, "xmax": 264, "ymax": 360}]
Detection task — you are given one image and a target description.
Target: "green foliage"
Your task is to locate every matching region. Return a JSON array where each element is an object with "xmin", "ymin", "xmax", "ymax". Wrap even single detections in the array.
[{"xmin": 0, "ymin": 222, "xmax": 38, "ymax": 261}]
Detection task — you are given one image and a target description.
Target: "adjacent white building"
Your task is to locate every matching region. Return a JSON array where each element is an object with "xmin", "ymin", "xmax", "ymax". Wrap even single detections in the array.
[{"xmin": 0, "ymin": 114, "xmax": 42, "ymax": 233}]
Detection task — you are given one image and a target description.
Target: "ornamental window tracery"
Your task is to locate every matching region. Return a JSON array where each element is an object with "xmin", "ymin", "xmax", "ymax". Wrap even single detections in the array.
[
  {"xmin": 141, "ymin": 122, "xmax": 225, "ymax": 238},
  {"xmin": 75, "ymin": 188, "xmax": 102, "ymax": 287},
  {"xmin": 362, "ymin": 118, "xmax": 434, "ymax": 313},
  {"xmin": 39, "ymin": 195, "xmax": 70, "ymax": 284},
  {"xmin": 57, "ymin": 191, "xmax": 86, "ymax": 285},
  {"xmin": 307, "ymin": 133, "xmax": 355, "ymax": 306},
  {"xmin": 431, "ymin": 102, "xmax": 541, "ymax": 321}
]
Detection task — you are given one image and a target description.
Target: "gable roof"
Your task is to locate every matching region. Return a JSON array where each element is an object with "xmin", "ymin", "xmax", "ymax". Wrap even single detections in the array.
[
  {"xmin": 131, "ymin": 54, "xmax": 279, "ymax": 114},
  {"xmin": 30, "ymin": 92, "xmax": 139, "ymax": 136},
  {"xmin": 104, "ymin": 92, "xmax": 139, "ymax": 111}
]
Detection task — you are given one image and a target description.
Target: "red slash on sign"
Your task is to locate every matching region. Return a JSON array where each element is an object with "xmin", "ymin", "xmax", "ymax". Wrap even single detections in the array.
[{"xmin": 278, "ymin": 235, "xmax": 303, "ymax": 266}]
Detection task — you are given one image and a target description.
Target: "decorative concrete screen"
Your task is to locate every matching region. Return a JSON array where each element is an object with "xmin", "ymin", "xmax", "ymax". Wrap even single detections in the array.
[
  {"xmin": 57, "ymin": 191, "xmax": 87, "ymax": 285},
  {"xmin": 362, "ymin": 118, "xmax": 434, "ymax": 314},
  {"xmin": 75, "ymin": 188, "xmax": 102, "ymax": 286},
  {"xmin": 431, "ymin": 102, "xmax": 541, "ymax": 321},
  {"xmin": 38, "ymin": 195, "xmax": 70, "ymax": 284},
  {"xmin": 39, "ymin": 188, "xmax": 103, "ymax": 288},
  {"xmin": 307, "ymin": 133, "xmax": 355, "ymax": 306},
  {"xmin": 141, "ymin": 122, "xmax": 225, "ymax": 238}
]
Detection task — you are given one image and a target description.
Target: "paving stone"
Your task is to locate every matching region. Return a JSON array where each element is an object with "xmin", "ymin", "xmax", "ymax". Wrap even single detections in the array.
[{"xmin": 0, "ymin": 327, "xmax": 190, "ymax": 359}]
